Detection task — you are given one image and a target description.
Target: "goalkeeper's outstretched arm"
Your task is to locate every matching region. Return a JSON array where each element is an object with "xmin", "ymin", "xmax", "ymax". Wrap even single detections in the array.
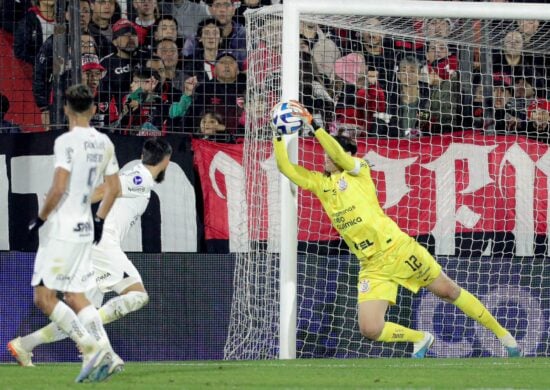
[
  {"xmin": 273, "ymin": 136, "xmax": 318, "ymax": 191},
  {"xmin": 311, "ymin": 125, "xmax": 356, "ymax": 172}
]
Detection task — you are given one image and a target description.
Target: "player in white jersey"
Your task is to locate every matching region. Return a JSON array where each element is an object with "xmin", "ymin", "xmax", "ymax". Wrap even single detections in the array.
[
  {"xmin": 7, "ymin": 137, "xmax": 172, "ymax": 367},
  {"xmin": 7, "ymin": 85, "xmax": 121, "ymax": 383}
]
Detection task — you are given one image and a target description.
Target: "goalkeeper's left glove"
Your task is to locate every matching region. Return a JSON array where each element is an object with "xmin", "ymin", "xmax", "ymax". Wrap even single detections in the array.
[
  {"xmin": 93, "ymin": 216, "xmax": 105, "ymax": 245},
  {"xmin": 288, "ymin": 100, "xmax": 323, "ymax": 131}
]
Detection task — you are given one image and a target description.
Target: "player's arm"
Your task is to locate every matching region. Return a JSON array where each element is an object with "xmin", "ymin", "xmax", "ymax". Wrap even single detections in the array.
[
  {"xmin": 273, "ymin": 136, "xmax": 319, "ymax": 191},
  {"xmin": 312, "ymin": 127, "xmax": 357, "ymax": 172},
  {"xmin": 90, "ymin": 178, "xmax": 122, "ymax": 204},
  {"xmin": 291, "ymin": 101, "xmax": 357, "ymax": 172},
  {"xmin": 38, "ymin": 167, "xmax": 69, "ymax": 220},
  {"xmin": 95, "ymin": 173, "xmax": 120, "ymax": 219}
]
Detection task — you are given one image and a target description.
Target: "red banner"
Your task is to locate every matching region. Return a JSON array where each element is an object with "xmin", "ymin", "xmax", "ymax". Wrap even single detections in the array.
[{"xmin": 193, "ymin": 133, "xmax": 550, "ymax": 255}]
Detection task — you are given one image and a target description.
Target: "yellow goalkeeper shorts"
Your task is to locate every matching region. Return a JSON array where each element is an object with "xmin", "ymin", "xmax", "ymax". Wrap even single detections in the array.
[{"xmin": 357, "ymin": 236, "xmax": 442, "ymax": 305}]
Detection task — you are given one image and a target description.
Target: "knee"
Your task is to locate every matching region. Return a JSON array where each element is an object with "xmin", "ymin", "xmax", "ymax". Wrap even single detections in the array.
[
  {"xmin": 438, "ymin": 283, "xmax": 461, "ymax": 302},
  {"xmin": 34, "ymin": 291, "xmax": 56, "ymax": 314},
  {"xmin": 359, "ymin": 320, "xmax": 384, "ymax": 341}
]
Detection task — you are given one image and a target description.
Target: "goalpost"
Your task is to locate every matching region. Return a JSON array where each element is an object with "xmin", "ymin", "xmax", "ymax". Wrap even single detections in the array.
[{"xmin": 225, "ymin": 0, "xmax": 550, "ymax": 360}]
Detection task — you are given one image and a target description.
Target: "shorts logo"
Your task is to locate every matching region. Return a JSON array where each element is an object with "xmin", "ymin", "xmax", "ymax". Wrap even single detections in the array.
[
  {"xmin": 133, "ymin": 175, "xmax": 143, "ymax": 185},
  {"xmin": 359, "ymin": 279, "xmax": 370, "ymax": 293}
]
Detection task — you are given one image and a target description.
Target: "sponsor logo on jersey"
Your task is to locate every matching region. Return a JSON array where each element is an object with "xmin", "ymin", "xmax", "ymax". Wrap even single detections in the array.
[
  {"xmin": 338, "ymin": 178, "xmax": 347, "ymax": 191},
  {"xmin": 81, "ymin": 270, "xmax": 94, "ymax": 282},
  {"xmin": 359, "ymin": 279, "xmax": 370, "ymax": 293},
  {"xmin": 133, "ymin": 175, "xmax": 143, "ymax": 185},
  {"xmin": 73, "ymin": 222, "xmax": 92, "ymax": 233},
  {"xmin": 96, "ymin": 272, "xmax": 111, "ymax": 283},
  {"xmin": 114, "ymin": 64, "xmax": 131, "ymax": 75}
]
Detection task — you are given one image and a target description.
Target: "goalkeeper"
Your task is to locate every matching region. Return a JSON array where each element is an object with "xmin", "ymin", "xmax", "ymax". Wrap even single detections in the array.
[{"xmin": 272, "ymin": 101, "xmax": 521, "ymax": 358}]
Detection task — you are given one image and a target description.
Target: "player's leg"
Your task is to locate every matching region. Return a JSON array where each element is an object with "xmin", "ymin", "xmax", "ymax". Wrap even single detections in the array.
[
  {"xmin": 426, "ymin": 272, "xmax": 520, "ymax": 357},
  {"xmin": 95, "ymin": 248, "xmax": 149, "ymax": 325},
  {"xmin": 356, "ymin": 270, "xmax": 430, "ymax": 357},
  {"xmin": 98, "ymin": 281, "xmax": 149, "ymax": 325},
  {"xmin": 8, "ymin": 286, "xmax": 106, "ymax": 366}
]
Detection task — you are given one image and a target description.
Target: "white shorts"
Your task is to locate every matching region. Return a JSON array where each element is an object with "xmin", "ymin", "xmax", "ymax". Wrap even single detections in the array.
[
  {"xmin": 31, "ymin": 238, "xmax": 95, "ymax": 292},
  {"xmin": 92, "ymin": 241, "xmax": 143, "ymax": 295}
]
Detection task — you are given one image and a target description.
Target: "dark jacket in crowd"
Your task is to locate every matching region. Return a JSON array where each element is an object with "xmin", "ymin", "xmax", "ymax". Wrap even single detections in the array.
[{"xmin": 13, "ymin": 7, "xmax": 53, "ymax": 65}]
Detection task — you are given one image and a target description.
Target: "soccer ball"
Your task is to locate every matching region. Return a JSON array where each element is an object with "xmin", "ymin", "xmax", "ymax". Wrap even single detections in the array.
[{"xmin": 270, "ymin": 101, "xmax": 305, "ymax": 135}]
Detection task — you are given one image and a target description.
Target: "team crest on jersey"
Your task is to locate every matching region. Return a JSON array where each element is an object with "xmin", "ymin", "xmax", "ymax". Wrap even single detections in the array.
[
  {"xmin": 133, "ymin": 175, "xmax": 143, "ymax": 185},
  {"xmin": 359, "ymin": 279, "xmax": 370, "ymax": 293},
  {"xmin": 338, "ymin": 178, "xmax": 348, "ymax": 191}
]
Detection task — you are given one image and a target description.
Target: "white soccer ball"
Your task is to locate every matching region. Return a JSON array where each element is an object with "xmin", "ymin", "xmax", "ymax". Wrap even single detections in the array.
[{"xmin": 270, "ymin": 101, "xmax": 305, "ymax": 135}]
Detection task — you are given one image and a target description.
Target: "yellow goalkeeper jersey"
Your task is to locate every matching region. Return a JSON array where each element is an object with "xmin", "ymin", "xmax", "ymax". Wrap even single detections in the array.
[{"xmin": 273, "ymin": 128, "xmax": 409, "ymax": 259}]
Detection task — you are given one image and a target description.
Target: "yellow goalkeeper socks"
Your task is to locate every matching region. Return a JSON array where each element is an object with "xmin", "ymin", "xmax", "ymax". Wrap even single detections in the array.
[
  {"xmin": 453, "ymin": 288, "xmax": 508, "ymax": 338},
  {"xmin": 376, "ymin": 322, "xmax": 424, "ymax": 343}
]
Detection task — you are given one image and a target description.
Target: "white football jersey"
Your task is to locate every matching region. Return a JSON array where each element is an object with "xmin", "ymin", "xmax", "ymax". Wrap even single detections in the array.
[
  {"xmin": 48, "ymin": 126, "xmax": 119, "ymax": 243},
  {"xmin": 102, "ymin": 163, "xmax": 155, "ymax": 244}
]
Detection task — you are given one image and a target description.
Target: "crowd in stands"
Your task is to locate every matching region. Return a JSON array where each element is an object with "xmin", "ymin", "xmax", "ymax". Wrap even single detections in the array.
[{"xmin": 0, "ymin": 0, "xmax": 549, "ymax": 143}]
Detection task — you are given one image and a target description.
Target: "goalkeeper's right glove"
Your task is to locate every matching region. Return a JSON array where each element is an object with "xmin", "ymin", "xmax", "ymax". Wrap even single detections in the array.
[{"xmin": 288, "ymin": 100, "xmax": 322, "ymax": 131}]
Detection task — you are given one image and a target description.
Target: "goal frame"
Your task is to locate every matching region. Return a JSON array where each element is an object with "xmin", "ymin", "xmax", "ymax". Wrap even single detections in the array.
[{"xmin": 278, "ymin": 0, "xmax": 550, "ymax": 359}]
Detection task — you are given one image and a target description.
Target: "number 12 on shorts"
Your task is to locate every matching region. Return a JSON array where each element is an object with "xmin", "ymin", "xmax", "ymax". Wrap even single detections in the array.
[{"xmin": 404, "ymin": 255, "xmax": 422, "ymax": 272}]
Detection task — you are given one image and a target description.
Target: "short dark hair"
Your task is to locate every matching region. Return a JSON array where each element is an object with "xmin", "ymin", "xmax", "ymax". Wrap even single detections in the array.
[
  {"xmin": 65, "ymin": 84, "xmax": 94, "ymax": 113},
  {"xmin": 334, "ymin": 135, "xmax": 358, "ymax": 155},
  {"xmin": 154, "ymin": 14, "xmax": 178, "ymax": 30},
  {"xmin": 133, "ymin": 67, "xmax": 161, "ymax": 82},
  {"xmin": 196, "ymin": 17, "xmax": 223, "ymax": 38},
  {"xmin": 142, "ymin": 137, "xmax": 172, "ymax": 165}
]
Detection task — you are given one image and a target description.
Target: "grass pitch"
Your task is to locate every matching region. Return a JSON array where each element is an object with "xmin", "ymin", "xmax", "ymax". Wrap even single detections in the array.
[{"xmin": 1, "ymin": 358, "xmax": 549, "ymax": 389}]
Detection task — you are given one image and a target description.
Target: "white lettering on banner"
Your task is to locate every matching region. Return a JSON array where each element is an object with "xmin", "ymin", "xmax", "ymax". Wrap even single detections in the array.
[
  {"xmin": 423, "ymin": 143, "xmax": 496, "ymax": 256},
  {"xmin": 209, "ymin": 152, "xmax": 248, "ymax": 252},
  {"xmin": 261, "ymin": 154, "xmax": 281, "ymax": 253},
  {"xmin": 363, "ymin": 151, "xmax": 416, "ymax": 208},
  {"xmin": 501, "ymin": 144, "xmax": 536, "ymax": 256},
  {"xmin": 417, "ymin": 286, "xmax": 543, "ymax": 357},
  {"xmin": 121, "ymin": 160, "xmax": 198, "ymax": 252},
  {"xmin": 534, "ymin": 150, "xmax": 550, "ymax": 242},
  {"xmin": 0, "ymin": 155, "xmax": 8, "ymax": 250},
  {"xmin": 11, "ymin": 155, "xmax": 55, "ymax": 242}
]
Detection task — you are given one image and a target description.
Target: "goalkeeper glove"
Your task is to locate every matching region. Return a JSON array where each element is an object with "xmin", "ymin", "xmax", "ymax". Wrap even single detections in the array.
[
  {"xmin": 288, "ymin": 100, "xmax": 322, "ymax": 131},
  {"xmin": 28, "ymin": 217, "xmax": 45, "ymax": 236},
  {"xmin": 93, "ymin": 216, "xmax": 105, "ymax": 245}
]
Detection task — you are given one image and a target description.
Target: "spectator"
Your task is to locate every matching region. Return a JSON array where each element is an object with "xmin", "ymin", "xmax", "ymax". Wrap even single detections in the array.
[
  {"xmin": 114, "ymin": 66, "xmax": 167, "ymax": 134},
  {"xmin": 485, "ymin": 75, "xmax": 514, "ymax": 134},
  {"xmin": 146, "ymin": 15, "xmax": 183, "ymax": 53},
  {"xmin": 310, "ymin": 36, "xmax": 341, "ymax": 89},
  {"xmin": 184, "ymin": 0, "xmax": 246, "ymax": 66},
  {"xmin": 524, "ymin": 98, "xmax": 550, "ymax": 143},
  {"xmin": 144, "ymin": 55, "xmax": 180, "ymax": 104},
  {"xmin": 155, "ymin": 38, "xmax": 190, "ymax": 93},
  {"xmin": 100, "ymin": 19, "xmax": 141, "ymax": 108},
  {"xmin": 388, "ymin": 56, "xmax": 430, "ymax": 138},
  {"xmin": 516, "ymin": 19, "xmax": 546, "ymax": 51},
  {"xmin": 89, "ymin": 0, "xmax": 117, "ymax": 44},
  {"xmin": 13, "ymin": 0, "xmax": 55, "ymax": 65},
  {"xmin": 196, "ymin": 110, "xmax": 234, "ymax": 142},
  {"xmin": 233, "ymin": 0, "xmax": 271, "ymax": 27},
  {"xmin": 184, "ymin": 18, "xmax": 223, "ymax": 83},
  {"xmin": 417, "ymin": 65, "xmax": 460, "ymax": 134},
  {"xmin": 0, "ymin": 94, "xmax": 22, "ymax": 133},
  {"xmin": 493, "ymin": 30, "xmax": 546, "ymax": 96},
  {"xmin": 1, "ymin": 0, "xmax": 32, "ymax": 33},
  {"xmin": 190, "ymin": 50, "xmax": 246, "ymax": 134},
  {"xmin": 132, "ymin": 0, "xmax": 158, "ymax": 46},
  {"xmin": 80, "ymin": 54, "xmax": 115, "ymax": 129},
  {"xmin": 300, "ymin": 51, "xmax": 334, "ymax": 129},
  {"xmin": 160, "ymin": 0, "xmax": 210, "ymax": 43},
  {"xmin": 424, "ymin": 18, "xmax": 454, "ymax": 39},
  {"xmin": 34, "ymin": 29, "xmax": 100, "ymax": 130},
  {"xmin": 359, "ymin": 17, "xmax": 395, "ymax": 90},
  {"xmin": 332, "ymin": 53, "xmax": 386, "ymax": 137}
]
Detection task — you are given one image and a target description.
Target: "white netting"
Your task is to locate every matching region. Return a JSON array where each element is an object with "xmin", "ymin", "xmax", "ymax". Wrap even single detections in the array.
[{"xmin": 224, "ymin": 5, "xmax": 550, "ymax": 359}]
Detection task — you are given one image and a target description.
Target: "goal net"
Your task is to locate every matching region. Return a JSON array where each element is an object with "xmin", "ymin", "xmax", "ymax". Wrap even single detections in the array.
[{"xmin": 224, "ymin": 2, "xmax": 550, "ymax": 359}]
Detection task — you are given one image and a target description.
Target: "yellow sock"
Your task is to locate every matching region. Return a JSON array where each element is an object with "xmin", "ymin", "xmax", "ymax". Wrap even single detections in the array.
[
  {"xmin": 453, "ymin": 288, "xmax": 508, "ymax": 338},
  {"xmin": 376, "ymin": 322, "xmax": 424, "ymax": 343}
]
